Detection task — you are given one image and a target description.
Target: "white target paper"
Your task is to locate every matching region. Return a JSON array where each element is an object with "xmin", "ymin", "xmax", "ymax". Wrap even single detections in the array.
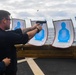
[
  {"xmin": 52, "ymin": 19, "xmax": 74, "ymax": 48},
  {"xmin": 28, "ymin": 20, "xmax": 48, "ymax": 46},
  {"xmin": 12, "ymin": 18, "xmax": 26, "ymax": 30}
]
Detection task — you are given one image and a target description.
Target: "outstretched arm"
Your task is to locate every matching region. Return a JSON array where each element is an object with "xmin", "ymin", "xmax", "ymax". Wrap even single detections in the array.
[
  {"xmin": 21, "ymin": 23, "xmax": 39, "ymax": 34},
  {"xmin": 27, "ymin": 26, "xmax": 42, "ymax": 39},
  {"xmin": 21, "ymin": 23, "xmax": 42, "ymax": 40}
]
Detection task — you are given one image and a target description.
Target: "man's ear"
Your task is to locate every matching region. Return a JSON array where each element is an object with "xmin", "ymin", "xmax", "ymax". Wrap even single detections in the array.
[
  {"xmin": 3, "ymin": 19, "xmax": 6, "ymax": 24},
  {"xmin": 4, "ymin": 20, "xmax": 6, "ymax": 23}
]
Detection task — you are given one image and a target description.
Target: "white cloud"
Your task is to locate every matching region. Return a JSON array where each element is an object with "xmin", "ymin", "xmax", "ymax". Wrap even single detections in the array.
[{"xmin": 0, "ymin": 0, "xmax": 76, "ymax": 27}]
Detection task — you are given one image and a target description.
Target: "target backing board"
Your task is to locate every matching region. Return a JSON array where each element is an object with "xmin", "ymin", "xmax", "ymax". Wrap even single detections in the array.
[
  {"xmin": 52, "ymin": 19, "xmax": 74, "ymax": 48},
  {"xmin": 28, "ymin": 19, "xmax": 48, "ymax": 46},
  {"xmin": 12, "ymin": 18, "xmax": 26, "ymax": 30}
]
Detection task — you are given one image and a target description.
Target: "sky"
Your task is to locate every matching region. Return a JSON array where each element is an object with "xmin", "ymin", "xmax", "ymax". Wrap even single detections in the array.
[{"xmin": 0, "ymin": 0, "xmax": 76, "ymax": 28}]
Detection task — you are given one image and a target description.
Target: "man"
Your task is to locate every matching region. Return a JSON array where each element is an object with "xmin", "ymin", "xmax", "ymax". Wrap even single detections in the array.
[
  {"xmin": 0, "ymin": 10, "xmax": 42, "ymax": 75},
  {"xmin": 0, "ymin": 58, "xmax": 11, "ymax": 74}
]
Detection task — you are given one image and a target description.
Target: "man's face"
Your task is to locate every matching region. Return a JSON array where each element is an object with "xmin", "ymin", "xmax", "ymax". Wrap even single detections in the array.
[{"xmin": 4, "ymin": 16, "xmax": 11, "ymax": 30}]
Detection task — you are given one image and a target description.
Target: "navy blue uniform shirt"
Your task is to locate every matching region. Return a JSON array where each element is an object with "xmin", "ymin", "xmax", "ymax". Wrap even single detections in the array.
[
  {"xmin": 0, "ymin": 61, "xmax": 6, "ymax": 73},
  {"xmin": 0, "ymin": 28, "xmax": 29, "ymax": 73}
]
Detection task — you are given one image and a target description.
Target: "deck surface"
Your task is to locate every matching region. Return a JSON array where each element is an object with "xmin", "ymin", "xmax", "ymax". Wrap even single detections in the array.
[{"xmin": 17, "ymin": 58, "xmax": 76, "ymax": 75}]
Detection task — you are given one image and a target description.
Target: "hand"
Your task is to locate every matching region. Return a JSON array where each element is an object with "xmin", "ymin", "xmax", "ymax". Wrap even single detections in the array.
[
  {"xmin": 2, "ymin": 58, "xmax": 11, "ymax": 66},
  {"xmin": 31, "ymin": 23, "xmax": 40, "ymax": 30},
  {"xmin": 36, "ymin": 25, "xmax": 42, "ymax": 33}
]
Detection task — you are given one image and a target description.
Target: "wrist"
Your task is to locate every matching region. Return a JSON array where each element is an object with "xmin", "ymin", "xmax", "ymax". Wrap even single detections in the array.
[
  {"xmin": 31, "ymin": 26, "xmax": 36, "ymax": 30},
  {"xmin": 36, "ymin": 27, "xmax": 40, "ymax": 33}
]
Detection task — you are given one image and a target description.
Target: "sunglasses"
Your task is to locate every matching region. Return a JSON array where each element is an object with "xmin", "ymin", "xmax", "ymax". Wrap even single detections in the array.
[{"xmin": 6, "ymin": 18, "xmax": 11, "ymax": 20}]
